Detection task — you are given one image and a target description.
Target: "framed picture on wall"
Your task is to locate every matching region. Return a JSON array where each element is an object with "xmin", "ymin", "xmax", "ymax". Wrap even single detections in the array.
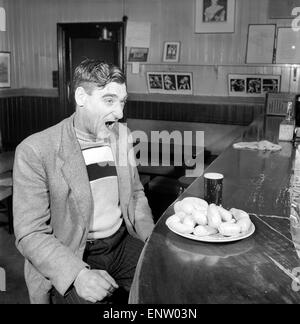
[
  {"xmin": 147, "ymin": 72, "xmax": 193, "ymax": 95},
  {"xmin": 128, "ymin": 47, "xmax": 149, "ymax": 62},
  {"xmin": 246, "ymin": 24, "xmax": 276, "ymax": 64},
  {"xmin": 176, "ymin": 73, "xmax": 193, "ymax": 94},
  {"xmin": 163, "ymin": 42, "xmax": 180, "ymax": 62},
  {"xmin": 0, "ymin": 52, "xmax": 10, "ymax": 88},
  {"xmin": 147, "ymin": 72, "xmax": 164, "ymax": 93},
  {"xmin": 276, "ymin": 27, "xmax": 300, "ymax": 64},
  {"xmin": 228, "ymin": 74, "xmax": 281, "ymax": 97},
  {"xmin": 195, "ymin": 0, "xmax": 236, "ymax": 33}
]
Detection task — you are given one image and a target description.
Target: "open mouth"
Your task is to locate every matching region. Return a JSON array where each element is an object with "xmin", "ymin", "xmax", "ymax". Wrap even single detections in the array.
[{"xmin": 105, "ymin": 121, "xmax": 116, "ymax": 130}]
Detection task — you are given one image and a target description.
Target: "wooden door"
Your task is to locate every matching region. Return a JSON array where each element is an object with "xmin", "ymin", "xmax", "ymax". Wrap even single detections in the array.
[{"xmin": 57, "ymin": 21, "xmax": 126, "ymax": 119}]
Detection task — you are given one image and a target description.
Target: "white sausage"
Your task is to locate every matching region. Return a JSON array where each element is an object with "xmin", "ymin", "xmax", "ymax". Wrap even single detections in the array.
[
  {"xmin": 217, "ymin": 205, "xmax": 233, "ymax": 222},
  {"xmin": 230, "ymin": 208, "xmax": 250, "ymax": 221},
  {"xmin": 237, "ymin": 218, "xmax": 252, "ymax": 233},
  {"xmin": 207, "ymin": 204, "xmax": 222, "ymax": 229},
  {"xmin": 218, "ymin": 222, "xmax": 241, "ymax": 237},
  {"xmin": 194, "ymin": 225, "xmax": 218, "ymax": 237},
  {"xmin": 169, "ymin": 221, "xmax": 194, "ymax": 234}
]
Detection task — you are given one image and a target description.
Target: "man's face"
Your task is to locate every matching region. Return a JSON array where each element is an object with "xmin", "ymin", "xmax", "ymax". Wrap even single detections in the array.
[{"xmin": 77, "ymin": 82, "xmax": 127, "ymax": 139}]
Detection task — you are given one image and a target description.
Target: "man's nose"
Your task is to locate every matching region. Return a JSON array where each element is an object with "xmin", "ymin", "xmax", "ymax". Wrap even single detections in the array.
[{"xmin": 114, "ymin": 103, "xmax": 124, "ymax": 120}]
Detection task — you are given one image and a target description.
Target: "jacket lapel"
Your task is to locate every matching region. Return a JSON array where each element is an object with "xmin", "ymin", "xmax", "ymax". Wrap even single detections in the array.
[{"xmin": 58, "ymin": 115, "xmax": 93, "ymax": 226}]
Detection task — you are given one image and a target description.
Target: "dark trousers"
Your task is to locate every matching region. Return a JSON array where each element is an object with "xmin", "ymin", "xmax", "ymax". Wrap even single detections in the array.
[{"xmin": 51, "ymin": 224, "xmax": 144, "ymax": 304}]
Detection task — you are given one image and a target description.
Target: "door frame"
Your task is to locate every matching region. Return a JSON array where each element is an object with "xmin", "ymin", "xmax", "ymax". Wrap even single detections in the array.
[{"xmin": 57, "ymin": 20, "xmax": 126, "ymax": 119}]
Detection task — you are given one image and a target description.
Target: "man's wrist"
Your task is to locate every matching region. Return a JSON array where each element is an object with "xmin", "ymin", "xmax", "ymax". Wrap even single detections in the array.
[{"xmin": 74, "ymin": 268, "xmax": 89, "ymax": 288}]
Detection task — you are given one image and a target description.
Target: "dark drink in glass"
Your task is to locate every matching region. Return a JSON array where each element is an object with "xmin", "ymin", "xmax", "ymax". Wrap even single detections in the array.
[{"xmin": 204, "ymin": 173, "xmax": 223, "ymax": 205}]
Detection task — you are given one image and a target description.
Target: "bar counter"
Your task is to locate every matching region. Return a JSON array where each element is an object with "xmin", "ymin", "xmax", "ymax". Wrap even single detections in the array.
[{"xmin": 129, "ymin": 114, "xmax": 300, "ymax": 304}]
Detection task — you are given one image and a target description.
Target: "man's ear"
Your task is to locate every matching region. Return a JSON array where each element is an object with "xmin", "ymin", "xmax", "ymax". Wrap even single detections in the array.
[{"xmin": 75, "ymin": 87, "xmax": 87, "ymax": 107}]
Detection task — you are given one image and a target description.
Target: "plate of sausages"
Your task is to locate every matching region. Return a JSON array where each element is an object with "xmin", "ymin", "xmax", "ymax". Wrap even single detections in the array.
[{"xmin": 166, "ymin": 197, "xmax": 255, "ymax": 243}]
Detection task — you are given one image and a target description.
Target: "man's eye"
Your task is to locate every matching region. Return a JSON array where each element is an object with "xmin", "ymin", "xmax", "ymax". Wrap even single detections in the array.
[{"xmin": 105, "ymin": 98, "xmax": 114, "ymax": 104}]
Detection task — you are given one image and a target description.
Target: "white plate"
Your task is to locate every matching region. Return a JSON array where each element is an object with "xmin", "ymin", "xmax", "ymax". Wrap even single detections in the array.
[{"xmin": 165, "ymin": 217, "xmax": 255, "ymax": 243}]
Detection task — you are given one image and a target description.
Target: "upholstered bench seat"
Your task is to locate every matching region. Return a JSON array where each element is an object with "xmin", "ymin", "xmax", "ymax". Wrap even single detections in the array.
[{"xmin": 0, "ymin": 186, "xmax": 13, "ymax": 234}]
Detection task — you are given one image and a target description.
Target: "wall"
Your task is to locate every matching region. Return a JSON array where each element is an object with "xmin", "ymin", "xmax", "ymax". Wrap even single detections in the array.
[{"xmin": 0, "ymin": 0, "xmax": 299, "ymax": 96}]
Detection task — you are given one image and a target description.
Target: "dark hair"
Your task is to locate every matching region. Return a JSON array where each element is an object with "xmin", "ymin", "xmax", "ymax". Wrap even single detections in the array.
[{"xmin": 72, "ymin": 59, "xmax": 126, "ymax": 94}]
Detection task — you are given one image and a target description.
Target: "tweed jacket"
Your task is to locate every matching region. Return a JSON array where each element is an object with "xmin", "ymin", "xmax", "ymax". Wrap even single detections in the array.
[{"xmin": 13, "ymin": 114, "xmax": 154, "ymax": 304}]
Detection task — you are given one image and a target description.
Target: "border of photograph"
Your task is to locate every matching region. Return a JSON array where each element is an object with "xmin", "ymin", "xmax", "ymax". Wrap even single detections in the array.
[
  {"xmin": 228, "ymin": 74, "xmax": 281, "ymax": 97},
  {"xmin": 0, "ymin": 52, "xmax": 10, "ymax": 88},
  {"xmin": 276, "ymin": 27, "xmax": 300, "ymax": 64},
  {"xmin": 163, "ymin": 42, "xmax": 180, "ymax": 63},
  {"xmin": 128, "ymin": 47, "xmax": 149, "ymax": 62},
  {"xmin": 147, "ymin": 72, "xmax": 193, "ymax": 95},
  {"xmin": 246, "ymin": 24, "xmax": 276, "ymax": 64},
  {"xmin": 195, "ymin": 0, "xmax": 236, "ymax": 34}
]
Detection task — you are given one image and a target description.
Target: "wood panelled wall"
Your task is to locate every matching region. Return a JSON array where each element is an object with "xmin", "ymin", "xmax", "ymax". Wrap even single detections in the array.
[
  {"xmin": 0, "ymin": 0, "xmax": 299, "ymax": 95},
  {"xmin": 0, "ymin": 0, "xmax": 296, "ymax": 148},
  {"xmin": 0, "ymin": 95, "xmax": 263, "ymax": 150},
  {"xmin": 0, "ymin": 96, "xmax": 61, "ymax": 149},
  {"xmin": 124, "ymin": 100, "xmax": 265, "ymax": 126}
]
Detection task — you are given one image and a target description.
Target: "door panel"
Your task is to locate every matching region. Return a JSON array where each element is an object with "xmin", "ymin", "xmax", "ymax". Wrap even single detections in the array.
[
  {"xmin": 57, "ymin": 22, "xmax": 125, "ymax": 119},
  {"xmin": 71, "ymin": 39, "xmax": 117, "ymax": 76}
]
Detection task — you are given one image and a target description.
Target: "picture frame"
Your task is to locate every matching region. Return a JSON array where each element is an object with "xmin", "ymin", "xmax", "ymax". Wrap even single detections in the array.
[
  {"xmin": 246, "ymin": 24, "xmax": 276, "ymax": 64},
  {"xmin": 275, "ymin": 27, "xmax": 300, "ymax": 64},
  {"xmin": 0, "ymin": 52, "xmax": 10, "ymax": 88},
  {"xmin": 128, "ymin": 47, "xmax": 149, "ymax": 62},
  {"xmin": 228, "ymin": 74, "xmax": 281, "ymax": 97},
  {"xmin": 147, "ymin": 72, "xmax": 193, "ymax": 95},
  {"xmin": 195, "ymin": 0, "xmax": 236, "ymax": 34},
  {"xmin": 163, "ymin": 42, "xmax": 180, "ymax": 63}
]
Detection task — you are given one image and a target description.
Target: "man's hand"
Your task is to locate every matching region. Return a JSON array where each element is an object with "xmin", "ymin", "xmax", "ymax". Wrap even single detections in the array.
[{"xmin": 74, "ymin": 268, "xmax": 119, "ymax": 303}]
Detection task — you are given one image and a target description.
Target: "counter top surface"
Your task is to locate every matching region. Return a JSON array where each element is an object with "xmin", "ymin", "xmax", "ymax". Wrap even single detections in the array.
[{"xmin": 129, "ymin": 115, "xmax": 300, "ymax": 304}]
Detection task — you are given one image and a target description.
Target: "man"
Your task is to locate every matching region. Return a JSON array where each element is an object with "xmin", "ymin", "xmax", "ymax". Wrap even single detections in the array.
[{"xmin": 13, "ymin": 59, "xmax": 154, "ymax": 304}]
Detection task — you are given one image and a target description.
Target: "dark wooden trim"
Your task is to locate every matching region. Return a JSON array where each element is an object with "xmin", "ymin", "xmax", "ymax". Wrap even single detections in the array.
[
  {"xmin": 0, "ymin": 88, "xmax": 58, "ymax": 98},
  {"xmin": 0, "ymin": 89, "xmax": 266, "ymax": 106},
  {"xmin": 57, "ymin": 23, "xmax": 69, "ymax": 120},
  {"xmin": 127, "ymin": 93, "xmax": 266, "ymax": 105}
]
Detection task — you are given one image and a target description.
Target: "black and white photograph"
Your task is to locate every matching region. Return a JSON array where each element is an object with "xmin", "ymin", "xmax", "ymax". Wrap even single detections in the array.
[
  {"xmin": 0, "ymin": 52, "xmax": 10, "ymax": 88},
  {"xmin": 147, "ymin": 73, "xmax": 163, "ymax": 90},
  {"xmin": 230, "ymin": 78, "xmax": 245, "ymax": 93},
  {"xmin": 246, "ymin": 78, "xmax": 262, "ymax": 94},
  {"xmin": 128, "ymin": 47, "xmax": 149, "ymax": 62},
  {"xmin": 203, "ymin": 0, "xmax": 227, "ymax": 22},
  {"xmin": 0, "ymin": 0, "xmax": 300, "ymax": 308},
  {"xmin": 176, "ymin": 73, "xmax": 193, "ymax": 94},
  {"xmin": 177, "ymin": 74, "xmax": 191, "ymax": 90},
  {"xmin": 162, "ymin": 73, "xmax": 177, "ymax": 91},
  {"xmin": 147, "ymin": 72, "xmax": 193, "ymax": 94},
  {"xmin": 163, "ymin": 41, "xmax": 180, "ymax": 62},
  {"xmin": 195, "ymin": 0, "xmax": 235, "ymax": 33},
  {"xmin": 263, "ymin": 78, "xmax": 279, "ymax": 93},
  {"xmin": 228, "ymin": 74, "xmax": 281, "ymax": 97}
]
